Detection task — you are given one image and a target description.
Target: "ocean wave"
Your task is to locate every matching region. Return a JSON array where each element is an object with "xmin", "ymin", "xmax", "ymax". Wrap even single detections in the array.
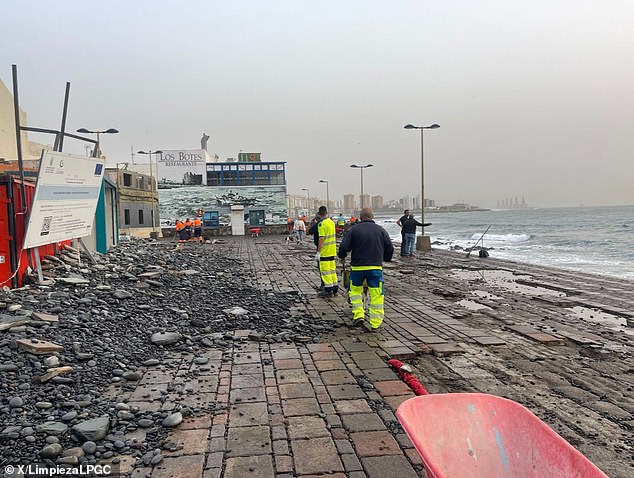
[{"xmin": 470, "ymin": 233, "xmax": 532, "ymax": 243}]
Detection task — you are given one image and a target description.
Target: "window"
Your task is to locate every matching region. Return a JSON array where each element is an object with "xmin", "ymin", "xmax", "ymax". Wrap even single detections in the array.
[
  {"xmin": 124, "ymin": 209, "xmax": 130, "ymax": 225},
  {"xmin": 207, "ymin": 171, "xmax": 221, "ymax": 186},
  {"xmin": 224, "ymin": 171, "xmax": 238, "ymax": 186},
  {"xmin": 123, "ymin": 173, "xmax": 132, "ymax": 187},
  {"xmin": 138, "ymin": 210, "xmax": 144, "ymax": 224},
  {"xmin": 138, "ymin": 177, "xmax": 145, "ymax": 189},
  {"xmin": 271, "ymin": 171, "xmax": 285, "ymax": 185}
]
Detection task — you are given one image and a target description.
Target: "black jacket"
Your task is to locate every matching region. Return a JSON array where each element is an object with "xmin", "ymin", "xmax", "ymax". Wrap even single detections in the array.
[
  {"xmin": 402, "ymin": 216, "xmax": 425, "ymax": 234},
  {"xmin": 307, "ymin": 218, "xmax": 322, "ymax": 247},
  {"xmin": 338, "ymin": 220, "xmax": 394, "ymax": 266}
]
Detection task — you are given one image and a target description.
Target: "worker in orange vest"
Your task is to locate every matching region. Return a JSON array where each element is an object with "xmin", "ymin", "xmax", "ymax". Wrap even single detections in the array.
[
  {"xmin": 183, "ymin": 218, "xmax": 193, "ymax": 241},
  {"xmin": 192, "ymin": 217, "xmax": 203, "ymax": 243},
  {"xmin": 175, "ymin": 220, "xmax": 187, "ymax": 243}
]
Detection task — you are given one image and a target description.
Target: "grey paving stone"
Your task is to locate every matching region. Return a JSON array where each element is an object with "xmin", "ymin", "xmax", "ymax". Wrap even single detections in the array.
[
  {"xmin": 326, "ymin": 384, "xmax": 366, "ymax": 400},
  {"xmin": 226, "ymin": 426, "xmax": 271, "ymax": 457},
  {"xmin": 291, "ymin": 437, "xmax": 343, "ymax": 475},
  {"xmin": 224, "ymin": 455, "xmax": 274, "ymax": 478},
  {"xmin": 341, "ymin": 413, "xmax": 387, "ymax": 432},
  {"xmin": 361, "ymin": 455, "xmax": 418, "ymax": 478},
  {"xmin": 342, "ymin": 453, "xmax": 364, "ymax": 472},
  {"xmin": 286, "ymin": 416, "xmax": 329, "ymax": 439},
  {"xmin": 229, "ymin": 402, "xmax": 269, "ymax": 426}
]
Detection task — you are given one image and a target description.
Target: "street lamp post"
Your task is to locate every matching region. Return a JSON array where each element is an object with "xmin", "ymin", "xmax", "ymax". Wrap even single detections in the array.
[
  {"xmin": 301, "ymin": 188, "xmax": 310, "ymax": 216},
  {"xmin": 404, "ymin": 123, "xmax": 440, "ymax": 234},
  {"xmin": 137, "ymin": 150, "xmax": 163, "ymax": 237},
  {"xmin": 76, "ymin": 127, "xmax": 118, "ymax": 158},
  {"xmin": 319, "ymin": 179, "xmax": 330, "ymax": 212},
  {"xmin": 350, "ymin": 164, "xmax": 373, "ymax": 210}
]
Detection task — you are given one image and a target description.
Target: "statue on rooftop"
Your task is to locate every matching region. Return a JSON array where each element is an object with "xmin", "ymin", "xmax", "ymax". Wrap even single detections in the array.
[{"xmin": 201, "ymin": 133, "xmax": 210, "ymax": 151}]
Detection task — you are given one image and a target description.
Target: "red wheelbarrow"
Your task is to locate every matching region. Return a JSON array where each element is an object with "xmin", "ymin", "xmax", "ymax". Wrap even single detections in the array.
[{"xmin": 396, "ymin": 393, "xmax": 608, "ymax": 478}]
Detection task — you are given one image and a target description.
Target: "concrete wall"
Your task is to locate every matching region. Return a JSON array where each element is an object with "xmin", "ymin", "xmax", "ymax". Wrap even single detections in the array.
[
  {"xmin": 160, "ymin": 224, "xmax": 289, "ymax": 239},
  {"xmin": 0, "ymin": 79, "xmax": 29, "ymax": 160}
]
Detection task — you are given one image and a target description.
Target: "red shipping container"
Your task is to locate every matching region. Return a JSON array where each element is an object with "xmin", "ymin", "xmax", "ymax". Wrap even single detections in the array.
[{"xmin": 0, "ymin": 175, "xmax": 67, "ymax": 288}]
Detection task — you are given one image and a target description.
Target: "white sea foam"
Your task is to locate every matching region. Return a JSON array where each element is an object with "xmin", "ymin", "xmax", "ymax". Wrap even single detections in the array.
[{"xmin": 470, "ymin": 233, "xmax": 531, "ymax": 243}]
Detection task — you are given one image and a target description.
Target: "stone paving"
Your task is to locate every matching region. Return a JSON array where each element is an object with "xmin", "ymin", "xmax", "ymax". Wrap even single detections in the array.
[{"xmin": 107, "ymin": 236, "xmax": 633, "ymax": 477}]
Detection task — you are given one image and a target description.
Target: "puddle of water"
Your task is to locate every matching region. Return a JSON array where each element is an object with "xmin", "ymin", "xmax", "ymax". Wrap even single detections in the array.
[
  {"xmin": 472, "ymin": 290, "xmax": 504, "ymax": 301},
  {"xmin": 450, "ymin": 269, "xmax": 564, "ymax": 298},
  {"xmin": 567, "ymin": 306, "xmax": 634, "ymax": 336},
  {"xmin": 456, "ymin": 299, "xmax": 492, "ymax": 311}
]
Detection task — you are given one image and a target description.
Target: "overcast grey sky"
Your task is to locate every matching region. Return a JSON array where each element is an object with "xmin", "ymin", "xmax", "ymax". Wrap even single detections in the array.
[{"xmin": 2, "ymin": 0, "xmax": 633, "ymax": 208}]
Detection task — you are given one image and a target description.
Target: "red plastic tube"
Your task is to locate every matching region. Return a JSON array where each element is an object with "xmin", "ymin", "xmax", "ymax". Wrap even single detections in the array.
[{"xmin": 388, "ymin": 358, "xmax": 429, "ymax": 396}]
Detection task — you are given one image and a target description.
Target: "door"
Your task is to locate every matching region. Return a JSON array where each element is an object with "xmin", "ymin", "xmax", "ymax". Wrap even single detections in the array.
[{"xmin": 249, "ymin": 209, "xmax": 265, "ymax": 226}]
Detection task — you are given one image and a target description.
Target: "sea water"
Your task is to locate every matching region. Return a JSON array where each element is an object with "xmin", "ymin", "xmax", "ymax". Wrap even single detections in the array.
[{"xmin": 377, "ymin": 205, "xmax": 634, "ymax": 280}]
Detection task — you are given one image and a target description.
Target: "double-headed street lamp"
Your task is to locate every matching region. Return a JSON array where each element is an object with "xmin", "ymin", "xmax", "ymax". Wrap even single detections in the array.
[
  {"xmin": 137, "ymin": 150, "xmax": 163, "ymax": 236},
  {"xmin": 318, "ymin": 179, "xmax": 330, "ymax": 212},
  {"xmin": 76, "ymin": 127, "xmax": 118, "ymax": 158},
  {"xmin": 404, "ymin": 123, "xmax": 440, "ymax": 234},
  {"xmin": 350, "ymin": 164, "xmax": 373, "ymax": 210}
]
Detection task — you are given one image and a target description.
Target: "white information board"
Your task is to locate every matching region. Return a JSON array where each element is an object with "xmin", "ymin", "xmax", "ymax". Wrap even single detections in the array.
[{"xmin": 23, "ymin": 151, "xmax": 105, "ymax": 249}]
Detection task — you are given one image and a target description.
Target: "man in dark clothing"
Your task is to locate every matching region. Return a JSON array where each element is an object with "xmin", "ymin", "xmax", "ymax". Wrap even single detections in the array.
[
  {"xmin": 338, "ymin": 208, "xmax": 394, "ymax": 330},
  {"xmin": 396, "ymin": 209, "xmax": 409, "ymax": 256},
  {"xmin": 402, "ymin": 215, "xmax": 432, "ymax": 257},
  {"xmin": 307, "ymin": 215, "xmax": 321, "ymax": 247}
]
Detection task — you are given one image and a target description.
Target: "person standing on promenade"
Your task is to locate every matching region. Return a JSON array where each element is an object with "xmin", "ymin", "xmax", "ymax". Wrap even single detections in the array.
[
  {"xmin": 192, "ymin": 216, "xmax": 203, "ymax": 243},
  {"xmin": 175, "ymin": 219, "xmax": 187, "ymax": 243},
  {"xmin": 402, "ymin": 214, "xmax": 432, "ymax": 257},
  {"xmin": 294, "ymin": 216, "xmax": 306, "ymax": 244},
  {"xmin": 308, "ymin": 213, "xmax": 324, "ymax": 290},
  {"xmin": 316, "ymin": 206, "xmax": 339, "ymax": 298},
  {"xmin": 396, "ymin": 209, "xmax": 409, "ymax": 257},
  {"xmin": 183, "ymin": 217, "xmax": 193, "ymax": 242},
  {"xmin": 338, "ymin": 207, "xmax": 394, "ymax": 330}
]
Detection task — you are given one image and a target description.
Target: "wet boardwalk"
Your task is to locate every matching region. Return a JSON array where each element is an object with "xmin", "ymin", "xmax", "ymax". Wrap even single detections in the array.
[{"xmin": 112, "ymin": 236, "xmax": 633, "ymax": 478}]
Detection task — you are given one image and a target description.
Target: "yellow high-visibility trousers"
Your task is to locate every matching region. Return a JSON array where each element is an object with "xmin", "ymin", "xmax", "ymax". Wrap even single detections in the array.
[
  {"xmin": 319, "ymin": 257, "xmax": 338, "ymax": 292},
  {"xmin": 348, "ymin": 267, "xmax": 384, "ymax": 329}
]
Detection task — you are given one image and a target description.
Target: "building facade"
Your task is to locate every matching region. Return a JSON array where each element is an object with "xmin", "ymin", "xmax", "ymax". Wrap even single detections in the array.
[
  {"xmin": 105, "ymin": 166, "xmax": 159, "ymax": 237},
  {"xmin": 155, "ymin": 151, "xmax": 288, "ymax": 226},
  {"xmin": 371, "ymin": 195, "xmax": 384, "ymax": 210}
]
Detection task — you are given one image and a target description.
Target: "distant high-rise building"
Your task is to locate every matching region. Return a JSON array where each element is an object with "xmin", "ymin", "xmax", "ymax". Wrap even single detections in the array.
[
  {"xmin": 415, "ymin": 195, "xmax": 436, "ymax": 209},
  {"xmin": 371, "ymin": 195, "xmax": 384, "ymax": 210},
  {"xmin": 344, "ymin": 194, "xmax": 355, "ymax": 214},
  {"xmin": 400, "ymin": 195, "xmax": 417, "ymax": 211},
  {"xmin": 360, "ymin": 194, "xmax": 370, "ymax": 209}
]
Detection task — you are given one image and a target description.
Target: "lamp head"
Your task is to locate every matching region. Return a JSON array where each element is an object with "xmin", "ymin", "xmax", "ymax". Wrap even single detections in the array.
[
  {"xmin": 77, "ymin": 128, "xmax": 90, "ymax": 134},
  {"xmin": 105, "ymin": 128, "xmax": 119, "ymax": 134},
  {"xmin": 137, "ymin": 150, "xmax": 147, "ymax": 154},
  {"xmin": 404, "ymin": 124, "xmax": 417, "ymax": 129},
  {"xmin": 428, "ymin": 124, "xmax": 440, "ymax": 129},
  {"xmin": 350, "ymin": 164, "xmax": 358, "ymax": 168}
]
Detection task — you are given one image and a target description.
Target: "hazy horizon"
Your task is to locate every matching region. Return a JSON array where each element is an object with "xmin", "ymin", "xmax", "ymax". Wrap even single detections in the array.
[{"xmin": 2, "ymin": 1, "xmax": 633, "ymax": 209}]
